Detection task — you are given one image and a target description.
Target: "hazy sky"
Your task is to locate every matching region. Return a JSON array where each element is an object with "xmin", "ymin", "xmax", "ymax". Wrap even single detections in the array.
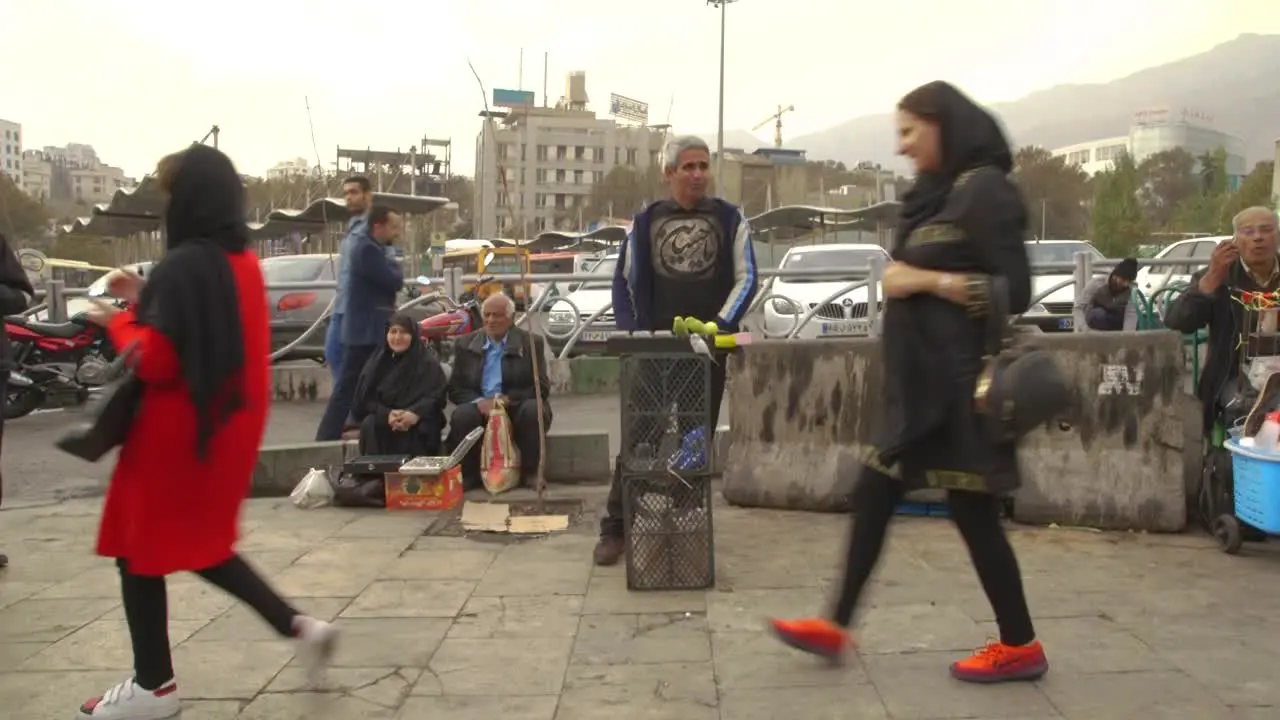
[{"xmin": 3, "ymin": 0, "xmax": 1273, "ymax": 180}]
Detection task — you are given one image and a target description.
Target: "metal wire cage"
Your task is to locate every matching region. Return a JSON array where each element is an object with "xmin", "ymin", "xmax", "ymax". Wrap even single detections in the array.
[
  {"xmin": 619, "ymin": 353, "xmax": 714, "ymax": 474},
  {"xmin": 621, "ymin": 473, "xmax": 715, "ymax": 590}
]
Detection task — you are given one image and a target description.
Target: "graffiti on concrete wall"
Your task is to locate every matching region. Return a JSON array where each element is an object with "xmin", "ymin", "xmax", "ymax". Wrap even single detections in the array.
[{"xmin": 1098, "ymin": 364, "xmax": 1144, "ymax": 396}]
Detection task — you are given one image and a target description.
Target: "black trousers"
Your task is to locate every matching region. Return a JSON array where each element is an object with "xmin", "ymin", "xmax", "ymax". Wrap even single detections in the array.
[
  {"xmin": 600, "ymin": 356, "xmax": 727, "ymax": 538},
  {"xmin": 119, "ymin": 555, "xmax": 299, "ymax": 691},
  {"xmin": 447, "ymin": 398, "xmax": 551, "ymax": 490},
  {"xmin": 315, "ymin": 343, "xmax": 376, "ymax": 441},
  {"xmin": 831, "ymin": 466, "xmax": 1036, "ymax": 646}
]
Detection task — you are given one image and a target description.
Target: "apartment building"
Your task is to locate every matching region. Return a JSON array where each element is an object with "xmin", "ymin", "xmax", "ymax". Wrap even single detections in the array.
[
  {"xmin": 267, "ymin": 157, "xmax": 313, "ymax": 180},
  {"xmin": 473, "ymin": 72, "xmax": 665, "ymax": 238},
  {"xmin": 21, "ymin": 143, "xmax": 136, "ymax": 204},
  {"xmin": 1, "ymin": 118, "xmax": 22, "ymax": 189}
]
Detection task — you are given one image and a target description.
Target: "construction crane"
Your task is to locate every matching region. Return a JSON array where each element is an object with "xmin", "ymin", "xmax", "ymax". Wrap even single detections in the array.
[{"xmin": 752, "ymin": 104, "xmax": 795, "ymax": 148}]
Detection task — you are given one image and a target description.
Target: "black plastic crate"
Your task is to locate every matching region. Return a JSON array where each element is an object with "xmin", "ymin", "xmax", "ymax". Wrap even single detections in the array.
[
  {"xmin": 621, "ymin": 473, "xmax": 715, "ymax": 591},
  {"xmin": 619, "ymin": 352, "xmax": 713, "ymax": 474}
]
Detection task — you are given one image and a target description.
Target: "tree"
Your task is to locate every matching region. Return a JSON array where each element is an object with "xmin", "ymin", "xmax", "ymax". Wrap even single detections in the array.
[
  {"xmin": 1010, "ymin": 146, "xmax": 1091, "ymax": 239},
  {"xmin": 0, "ymin": 174, "xmax": 50, "ymax": 242},
  {"xmin": 587, "ymin": 166, "xmax": 664, "ymax": 219},
  {"xmin": 1220, "ymin": 161, "xmax": 1276, "ymax": 229},
  {"xmin": 1089, "ymin": 151, "xmax": 1148, "ymax": 257},
  {"xmin": 1170, "ymin": 147, "xmax": 1230, "ymax": 233},
  {"xmin": 1136, "ymin": 148, "xmax": 1198, "ymax": 231}
]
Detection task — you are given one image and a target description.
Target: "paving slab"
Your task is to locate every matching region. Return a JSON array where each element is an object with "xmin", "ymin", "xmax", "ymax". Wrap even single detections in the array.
[{"xmin": 1, "ymin": 487, "xmax": 1279, "ymax": 718}]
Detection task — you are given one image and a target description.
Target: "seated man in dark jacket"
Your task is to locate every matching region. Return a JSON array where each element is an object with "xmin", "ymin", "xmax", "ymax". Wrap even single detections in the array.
[
  {"xmin": 1084, "ymin": 257, "xmax": 1137, "ymax": 331},
  {"xmin": 1165, "ymin": 207, "xmax": 1280, "ymax": 436},
  {"xmin": 445, "ymin": 293, "xmax": 551, "ymax": 489}
]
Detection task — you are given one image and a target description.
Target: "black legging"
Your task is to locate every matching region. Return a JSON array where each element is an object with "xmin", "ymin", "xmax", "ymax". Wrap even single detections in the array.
[
  {"xmin": 118, "ymin": 555, "xmax": 300, "ymax": 690},
  {"xmin": 833, "ymin": 466, "xmax": 1036, "ymax": 647}
]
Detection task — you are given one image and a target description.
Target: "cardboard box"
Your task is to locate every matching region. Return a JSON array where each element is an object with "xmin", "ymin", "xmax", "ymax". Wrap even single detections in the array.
[{"xmin": 385, "ymin": 465, "xmax": 463, "ymax": 511}]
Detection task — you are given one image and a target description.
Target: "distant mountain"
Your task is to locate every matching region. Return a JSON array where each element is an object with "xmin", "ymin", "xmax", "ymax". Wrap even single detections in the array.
[
  {"xmin": 787, "ymin": 34, "xmax": 1280, "ymax": 171},
  {"xmin": 673, "ymin": 129, "xmax": 764, "ymax": 154}
]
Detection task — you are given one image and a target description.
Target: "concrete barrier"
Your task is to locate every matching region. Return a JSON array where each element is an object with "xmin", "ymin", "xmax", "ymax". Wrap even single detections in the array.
[
  {"xmin": 722, "ymin": 331, "xmax": 1192, "ymax": 532},
  {"xmin": 251, "ymin": 429, "xmax": 612, "ymax": 497}
]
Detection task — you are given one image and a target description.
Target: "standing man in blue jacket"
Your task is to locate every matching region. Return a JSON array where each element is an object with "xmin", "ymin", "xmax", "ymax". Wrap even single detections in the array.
[
  {"xmin": 316, "ymin": 204, "xmax": 406, "ymax": 440},
  {"xmin": 593, "ymin": 135, "xmax": 758, "ymax": 566},
  {"xmin": 326, "ymin": 175, "xmax": 373, "ymax": 380}
]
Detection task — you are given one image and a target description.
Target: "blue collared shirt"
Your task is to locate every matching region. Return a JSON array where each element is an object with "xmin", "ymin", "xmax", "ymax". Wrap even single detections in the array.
[
  {"xmin": 334, "ymin": 215, "xmax": 368, "ymax": 316},
  {"xmin": 480, "ymin": 334, "xmax": 507, "ymax": 399}
]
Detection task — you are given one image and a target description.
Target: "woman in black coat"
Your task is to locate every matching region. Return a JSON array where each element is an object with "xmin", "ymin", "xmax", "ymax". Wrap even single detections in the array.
[
  {"xmin": 350, "ymin": 314, "xmax": 447, "ymax": 457},
  {"xmin": 769, "ymin": 82, "xmax": 1046, "ymax": 684},
  {"xmin": 0, "ymin": 233, "xmax": 36, "ymax": 568}
]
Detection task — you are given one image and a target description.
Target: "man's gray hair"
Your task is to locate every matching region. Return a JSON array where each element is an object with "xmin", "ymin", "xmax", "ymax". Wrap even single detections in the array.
[
  {"xmin": 483, "ymin": 292, "xmax": 516, "ymax": 317},
  {"xmin": 662, "ymin": 135, "xmax": 711, "ymax": 171},
  {"xmin": 1233, "ymin": 206, "xmax": 1279, "ymax": 233}
]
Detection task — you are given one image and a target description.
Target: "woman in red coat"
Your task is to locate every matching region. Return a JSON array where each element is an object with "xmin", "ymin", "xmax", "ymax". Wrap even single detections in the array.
[{"xmin": 77, "ymin": 145, "xmax": 337, "ymax": 720}]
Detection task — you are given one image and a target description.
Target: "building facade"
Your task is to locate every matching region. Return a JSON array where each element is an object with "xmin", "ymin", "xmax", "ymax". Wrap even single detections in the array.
[
  {"xmin": 472, "ymin": 73, "xmax": 666, "ymax": 238},
  {"xmin": 1052, "ymin": 108, "xmax": 1248, "ymax": 189},
  {"xmin": 267, "ymin": 157, "xmax": 313, "ymax": 180},
  {"xmin": 1, "ymin": 118, "xmax": 22, "ymax": 189},
  {"xmin": 20, "ymin": 143, "xmax": 135, "ymax": 204}
]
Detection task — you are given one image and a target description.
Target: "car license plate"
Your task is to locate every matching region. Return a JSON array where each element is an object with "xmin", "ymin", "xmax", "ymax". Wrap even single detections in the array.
[
  {"xmin": 819, "ymin": 320, "xmax": 869, "ymax": 336},
  {"xmin": 582, "ymin": 331, "xmax": 610, "ymax": 342},
  {"xmin": 1058, "ymin": 317, "xmax": 1074, "ymax": 330}
]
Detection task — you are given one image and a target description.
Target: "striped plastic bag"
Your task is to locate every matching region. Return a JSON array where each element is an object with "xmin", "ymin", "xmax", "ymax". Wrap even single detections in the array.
[{"xmin": 481, "ymin": 397, "xmax": 522, "ymax": 495}]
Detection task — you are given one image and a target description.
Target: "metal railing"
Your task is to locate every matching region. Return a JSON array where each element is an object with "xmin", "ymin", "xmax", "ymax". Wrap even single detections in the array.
[{"xmin": 20, "ymin": 253, "xmax": 1198, "ymax": 362}]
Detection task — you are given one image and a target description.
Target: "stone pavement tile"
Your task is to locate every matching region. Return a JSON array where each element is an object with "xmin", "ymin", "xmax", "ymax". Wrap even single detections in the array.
[
  {"xmin": 1124, "ymin": 616, "xmax": 1273, "ymax": 653},
  {"xmin": 293, "ymin": 537, "xmax": 418, "ymax": 569},
  {"xmin": 0, "ymin": 580, "xmax": 54, "ymax": 611},
  {"xmin": 0, "ymin": 668, "xmax": 137, "ymax": 718},
  {"xmin": 240, "ymin": 549, "xmax": 309, "ymax": 573},
  {"xmin": 32, "ymin": 562, "xmax": 123, "ymax": 599},
  {"xmin": 297, "ymin": 618, "xmax": 450, "ymax": 668},
  {"xmin": 0, "ymin": 596, "xmax": 118, "ymax": 642},
  {"xmin": 0, "ymin": 641, "xmax": 46, "ymax": 671},
  {"xmin": 496, "ymin": 533, "xmax": 597, "ymax": 563},
  {"xmin": 171, "ymin": 639, "xmax": 296, "ymax": 699},
  {"xmin": 706, "ymin": 587, "xmax": 824, "ymax": 633},
  {"xmin": 332, "ymin": 512, "xmax": 440, "ymax": 538},
  {"xmin": 267, "ymin": 666, "xmax": 420, "ymax": 708},
  {"xmin": 473, "ymin": 557, "xmax": 592, "ymax": 597},
  {"xmin": 181, "ymin": 700, "xmax": 249, "ymax": 718},
  {"xmin": 0, "ymin": 549, "xmax": 103, "ymax": 583},
  {"xmin": 423, "ymin": 636, "xmax": 573, "ymax": 695},
  {"xmin": 713, "ymin": 630, "xmax": 869, "ymax": 689},
  {"xmin": 571, "ymin": 612, "xmax": 711, "ymax": 665},
  {"xmin": 379, "ymin": 549, "xmax": 497, "ymax": 581},
  {"xmin": 97, "ymin": 579, "xmax": 242, "ymax": 622},
  {"xmin": 1232, "ymin": 707, "xmax": 1279, "ymax": 719},
  {"xmin": 237, "ymin": 530, "xmax": 338, "ymax": 555},
  {"xmin": 449, "ymin": 594, "xmax": 583, "ymax": 639},
  {"xmin": 396, "ymin": 695, "xmax": 558, "ymax": 720},
  {"xmin": 412, "ymin": 535, "xmax": 499, "ymax": 551},
  {"xmin": 862, "ymin": 651, "xmax": 1057, "ymax": 719},
  {"xmin": 273, "ymin": 563, "xmax": 380, "ymax": 598},
  {"xmin": 1038, "ymin": 670, "xmax": 1234, "ymax": 719},
  {"xmin": 20, "ymin": 618, "xmax": 206, "ymax": 670},
  {"xmin": 582, "ymin": 575, "xmax": 708, "ymax": 615},
  {"xmin": 1159, "ymin": 645, "xmax": 1280, "ymax": 708},
  {"xmin": 189, "ymin": 596, "xmax": 352, "ymax": 642},
  {"xmin": 858, "ymin": 602, "xmax": 983, "ymax": 655},
  {"xmin": 238, "ymin": 692, "xmax": 398, "ymax": 719},
  {"xmin": 556, "ymin": 662, "xmax": 719, "ymax": 720},
  {"xmin": 718, "ymin": 685, "xmax": 890, "ymax": 719},
  {"xmin": 342, "ymin": 580, "xmax": 475, "ymax": 618},
  {"xmin": 1016, "ymin": 616, "xmax": 1174, "ymax": 675}
]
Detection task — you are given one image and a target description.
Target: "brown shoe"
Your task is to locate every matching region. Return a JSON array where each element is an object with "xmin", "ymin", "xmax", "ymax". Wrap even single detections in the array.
[{"xmin": 593, "ymin": 535, "xmax": 624, "ymax": 566}]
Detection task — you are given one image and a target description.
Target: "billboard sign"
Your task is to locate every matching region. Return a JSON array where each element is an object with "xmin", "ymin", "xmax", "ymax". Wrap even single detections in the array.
[
  {"xmin": 493, "ymin": 89, "xmax": 536, "ymax": 108},
  {"xmin": 609, "ymin": 93, "xmax": 649, "ymax": 123}
]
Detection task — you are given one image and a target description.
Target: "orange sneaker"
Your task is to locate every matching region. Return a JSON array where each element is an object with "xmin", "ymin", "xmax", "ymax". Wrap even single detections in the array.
[
  {"xmin": 950, "ymin": 640, "xmax": 1048, "ymax": 683},
  {"xmin": 768, "ymin": 617, "xmax": 852, "ymax": 663}
]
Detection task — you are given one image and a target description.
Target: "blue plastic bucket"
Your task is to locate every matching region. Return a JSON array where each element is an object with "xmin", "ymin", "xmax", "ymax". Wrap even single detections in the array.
[{"xmin": 1224, "ymin": 438, "xmax": 1280, "ymax": 534}]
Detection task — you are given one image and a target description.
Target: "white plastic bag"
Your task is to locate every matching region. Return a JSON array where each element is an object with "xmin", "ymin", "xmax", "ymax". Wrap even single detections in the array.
[{"xmin": 290, "ymin": 467, "xmax": 334, "ymax": 509}]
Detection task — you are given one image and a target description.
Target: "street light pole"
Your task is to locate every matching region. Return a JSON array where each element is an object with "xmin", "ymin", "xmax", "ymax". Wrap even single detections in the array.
[{"xmin": 708, "ymin": 0, "xmax": 736, "ymax": 187}]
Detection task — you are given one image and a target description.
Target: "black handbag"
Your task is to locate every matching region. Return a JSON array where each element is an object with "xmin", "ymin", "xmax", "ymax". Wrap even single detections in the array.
[
  {"xmin": 973, "ymin": 276, "xmax": 1074, "ymax": 442},
  {"xmin": 55, "ymin": 347, "xmax": 144, "ymax": 462}
]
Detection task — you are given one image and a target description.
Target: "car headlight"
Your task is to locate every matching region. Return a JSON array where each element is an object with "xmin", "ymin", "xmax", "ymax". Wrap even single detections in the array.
[
  {"xmin": 548, "ymin": 310, "xmax": 575, "ymax": 324},
  {"xmin": 769, "ymin": 297, "xmax": 801, "ymax": 314}
]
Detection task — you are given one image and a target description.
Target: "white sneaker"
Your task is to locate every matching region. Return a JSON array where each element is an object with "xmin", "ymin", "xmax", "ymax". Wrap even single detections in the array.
[
  {"xmin": 77, "ymin": 678, "xmax": 180, "ymax": 719},
  {"xmin": 293, "ymin": 616, "xmax": 338, "ymax": 685}
]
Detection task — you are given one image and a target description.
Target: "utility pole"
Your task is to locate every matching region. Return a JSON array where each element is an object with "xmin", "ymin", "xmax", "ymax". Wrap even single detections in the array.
[{"xmin": 707, "ymin": 0, "xmax": 738, "ymax": 185}]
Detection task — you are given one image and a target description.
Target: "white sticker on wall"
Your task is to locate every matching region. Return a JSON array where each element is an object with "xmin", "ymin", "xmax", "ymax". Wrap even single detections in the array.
[{"xmin": 1098, "ymin": 364, "xmax": 1143, "ymax": 396}]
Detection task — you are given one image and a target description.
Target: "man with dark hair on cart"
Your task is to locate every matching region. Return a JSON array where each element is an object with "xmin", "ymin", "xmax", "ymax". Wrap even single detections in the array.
[
  {"xmin": 592, "ymin": 135, "xmax": 759, "ymax": 567},
  {"xmin": 1165, "ymin": 206, "xmax": 1280, "ymax": 533}
]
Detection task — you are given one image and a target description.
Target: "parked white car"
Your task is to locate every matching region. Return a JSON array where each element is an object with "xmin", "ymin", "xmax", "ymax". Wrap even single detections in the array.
[
  {"xmin": 1134, "ymin": 236, "xmax": 1227, "ymax": 298},
  {"xmin": 1021, "ymin": 240, "xmax": 1105, "ymax": 332},
  {"xmin": 759, "ymin": 244, "xmax": 890, "ymax": 339},
  {"xmin": 545, "ymin": 255, "xmax": 617, "ymax": 355}
]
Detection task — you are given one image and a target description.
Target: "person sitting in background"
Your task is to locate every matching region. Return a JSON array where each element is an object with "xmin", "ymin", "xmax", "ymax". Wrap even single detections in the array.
[
  {"xmin": 351, "ymin": 314, "xmax": 448, "ymax": 457},
  {"xmin": 446, "ymin": 293, "xmax": 551, "ymax": 489},
  {"xmin": 1083, "ymin": 257, "xmax": 1138, "ymax": 331}
]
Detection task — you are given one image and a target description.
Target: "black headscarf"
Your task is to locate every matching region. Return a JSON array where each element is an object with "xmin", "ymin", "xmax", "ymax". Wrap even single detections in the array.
[
  {"xmin": 896, "ymin": 81, "xmax": 1015, "ymax": 252},
  {"xmin": 352, "ymin": 314, "xmax": 444, "ymax": 420},
  {"xmin": 0, "ymin": 232, "xmax": 35, "ymax": 313},
  {"xmin": 137, "ymin": 144, "xmax": 250, "ymax": 459}
]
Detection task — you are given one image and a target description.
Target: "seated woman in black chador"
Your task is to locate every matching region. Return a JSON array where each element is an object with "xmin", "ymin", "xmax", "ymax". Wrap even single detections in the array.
[
  {"xmin": 351, "ymin": 314, "xmax": 447, "ymax": 456},
  {"xmin": 770, "ymin": 81, "xmax": 1048, "ymax": 684}
]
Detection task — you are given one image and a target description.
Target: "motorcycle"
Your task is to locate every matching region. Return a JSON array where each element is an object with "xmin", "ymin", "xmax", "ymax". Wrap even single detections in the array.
[
  {"xmin": 4, "ymin": 293, "xmax": 128, "ymax": 419},
  {"xmin": 415, "ymin": 274, "xmax": 490, "ymax": 365}
]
